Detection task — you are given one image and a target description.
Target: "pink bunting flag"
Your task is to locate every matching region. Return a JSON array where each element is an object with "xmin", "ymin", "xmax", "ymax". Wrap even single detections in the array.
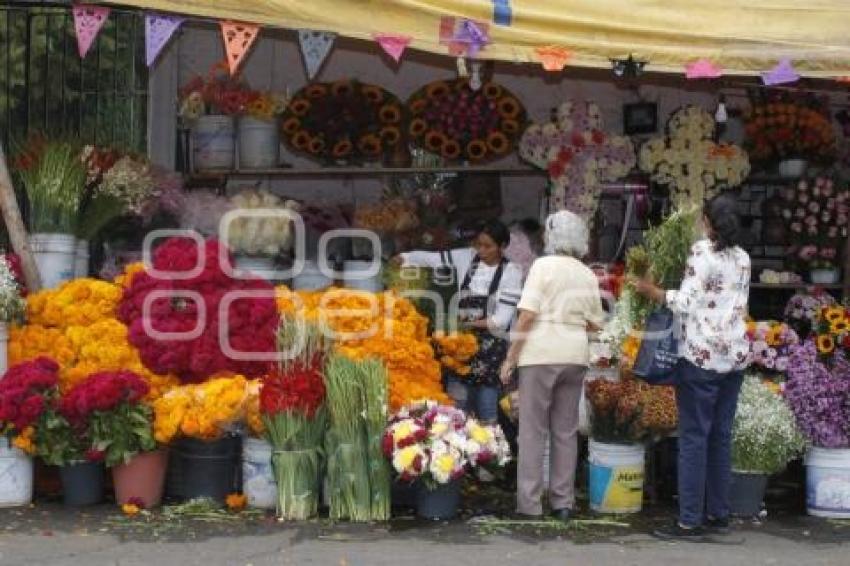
[
  {"xmin": 685, "ymin": 59, "xmax": 722, "ymax": 79},
  {"xmin": 145, "ymin": 13, "xmax": 184, "ymax": 67},
  {"xmin": 762, "ymin": 58, "xmax": 800, "ymax": 86},
  {"xmin": 373, "ymin": 34, "xmax": 411, "ymax": 63},
  {"xmin": 73, "ymin": 4, "xmax": 110, "ymax": 58}
]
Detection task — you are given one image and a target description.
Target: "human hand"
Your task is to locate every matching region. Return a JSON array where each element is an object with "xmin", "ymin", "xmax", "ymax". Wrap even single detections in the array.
[{"xmin": 500, "ymin": 359, "xmax": 516, "ymax": 385}]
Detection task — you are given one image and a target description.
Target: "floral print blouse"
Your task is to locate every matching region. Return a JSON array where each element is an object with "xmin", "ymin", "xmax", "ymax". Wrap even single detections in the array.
[{"xmin": 665, "ymin": 239, "xmax": 751, "ymax": 373}]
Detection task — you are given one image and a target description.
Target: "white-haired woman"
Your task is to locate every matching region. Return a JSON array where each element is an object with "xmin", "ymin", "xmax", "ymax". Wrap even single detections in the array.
[{"xmin": 500, "ymin": 210, "xmax": 605, "ymax": 521}]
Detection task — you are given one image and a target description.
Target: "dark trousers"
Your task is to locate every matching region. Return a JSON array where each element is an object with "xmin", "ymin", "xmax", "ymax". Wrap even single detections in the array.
[{"xmin": 676, "ymin": 360, "xmax": 743, "ymax": 527}]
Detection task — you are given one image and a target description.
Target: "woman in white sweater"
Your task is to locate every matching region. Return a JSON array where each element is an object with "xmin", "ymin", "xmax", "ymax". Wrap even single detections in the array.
[{"xmin": 399, "ymin": 220, "xmax": 523, "ymax": 423}]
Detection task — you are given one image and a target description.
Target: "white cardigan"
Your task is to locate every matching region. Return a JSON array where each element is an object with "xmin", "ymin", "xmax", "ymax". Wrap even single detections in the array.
[{"xmin": 400, "ymin": 247, "xmax": 523, "ymax": 331}]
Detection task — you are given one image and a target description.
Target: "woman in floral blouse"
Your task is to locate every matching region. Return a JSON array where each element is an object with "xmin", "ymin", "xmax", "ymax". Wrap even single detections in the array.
[{"xmin": 634, "ymin": 194, "xmax": 750, "ymax": 542}]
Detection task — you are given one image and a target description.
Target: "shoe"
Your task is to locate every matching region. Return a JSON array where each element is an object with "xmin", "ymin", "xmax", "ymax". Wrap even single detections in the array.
[
  {"xmin": 704, "ymin": 517, "xmax": 731, "ymax": 535},
  {"xmin": 652, "ymin": 522, "xmax": 708, "ymax": 542},
  {"xmin": 551, "ymin": 508, "xmax": 572, "ymax": 522},
  {"xmin": 508, "ymin": 511, "xmax": 543, "ymax": 521}
]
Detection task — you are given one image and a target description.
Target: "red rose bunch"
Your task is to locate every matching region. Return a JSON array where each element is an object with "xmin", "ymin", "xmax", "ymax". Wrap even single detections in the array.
[
  {"xmin": 118, "ymin": 237, "xmax": 279, "ymax": 383},
  {"xmin": 260, "ymin": 361, "xmax": 326, "ymax": 419},
  {"xmin": 0, "ymin": 357, "xmax": 59, "ymax": 432},
  {"xmin": 59, "ymin": 370, "xmax": 149, "ymax": 429}
]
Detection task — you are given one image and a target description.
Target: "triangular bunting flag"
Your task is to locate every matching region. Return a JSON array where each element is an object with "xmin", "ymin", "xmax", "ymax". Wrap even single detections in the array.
[
  {"xmin": 534, "ymin": 46, "xmax": 571, "ymax": 72},
  {"xmin": 220, "ymin": 21, "xmax": 261, "ymax": 76},
  {"xmin": 145, "ymin": 13, "xmax": 184, "ymax": 67},
  {"xmin": 298, "ymin": 30, "xmax": 336, "ymax": 80},
  {"xmin": 373, "ymin": 33, "xmax": 411, "ymax": 63},
  {"xmin": 762, "ymin": 58, "xmax": 799, "ymax": 86},
  {"xmin": 685, "ymin": 59, "xmax": 722, "ymax": 79},
  {"xmin": 72, "ymin": 4, "xmax": 110, "ymax": 58}
]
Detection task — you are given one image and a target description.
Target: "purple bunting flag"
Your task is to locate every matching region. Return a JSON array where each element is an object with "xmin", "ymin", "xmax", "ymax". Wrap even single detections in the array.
[{"xmin": 145, "ymin": 13, "xmax": 185, "ymax": 67}]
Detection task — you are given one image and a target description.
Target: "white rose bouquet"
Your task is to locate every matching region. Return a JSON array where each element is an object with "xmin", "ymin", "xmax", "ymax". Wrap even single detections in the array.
[{"xmin": 227, "ymin": 189, "xmax": 299, "ymax": 257}]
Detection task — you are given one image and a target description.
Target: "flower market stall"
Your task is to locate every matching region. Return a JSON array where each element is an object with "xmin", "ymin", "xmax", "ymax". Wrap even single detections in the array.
[{"xmin": 2, "ymin": 0, "xmax": 850, "ymax": 527}]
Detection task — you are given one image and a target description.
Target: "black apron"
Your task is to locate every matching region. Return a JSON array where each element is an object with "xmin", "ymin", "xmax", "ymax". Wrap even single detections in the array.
[{"xmin": 458, "ymin": 256, "xmax": 510, "ymax": 387}]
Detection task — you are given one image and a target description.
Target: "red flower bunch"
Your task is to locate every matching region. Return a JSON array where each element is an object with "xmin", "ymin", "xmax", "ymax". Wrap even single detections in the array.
[
  {"xmin": 118, "ymin": 237, "xmax": 279, "ymax": 383},
  {"xmin": 2, "ymin": 253, "xmax": 26, "ymax": 296},
  {"xmin": 10, "ymin": 133, "xmax": 47, "ymax": 172},
  {"xmin": 0, "ymin": 357, "xmax": 59, "ymax": 432},
  {"xmin": 179, "ymin": 65, "xmax": 258, "ymax": 116},
  {"xmin": 59, "ymin": 370, "xmax": 149, "ymax": 429},
  {"xmin": 260, "ymin": 361, "xmax": 326, "ymax": 418}
]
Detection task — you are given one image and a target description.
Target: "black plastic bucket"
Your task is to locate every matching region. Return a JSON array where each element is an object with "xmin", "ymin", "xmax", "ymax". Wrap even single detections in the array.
[
  {"xmin": 169, "ymin": 435, "xmax": 241, "ymax": 503},
  {"xmin": 415, "ymin": 480, "xmax": 460, "ymax": 520},
  {"xmin": 729, "ymin": 471, "xmax": 768, "ymax": 518},
  {"xmin": 59, "ymin": 461, "xmax": 105, "ymax": 506}
]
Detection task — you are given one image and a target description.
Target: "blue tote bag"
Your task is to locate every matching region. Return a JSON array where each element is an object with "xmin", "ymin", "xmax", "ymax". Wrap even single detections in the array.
[{"xmin": 631, "ymin": 307, "xmax": 679, "ymax": 385}]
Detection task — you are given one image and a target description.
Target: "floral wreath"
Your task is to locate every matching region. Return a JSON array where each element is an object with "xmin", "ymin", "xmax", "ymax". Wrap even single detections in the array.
[{"xmin": 639, "ymin": 105, "xmax": 750, "ymax": 210}]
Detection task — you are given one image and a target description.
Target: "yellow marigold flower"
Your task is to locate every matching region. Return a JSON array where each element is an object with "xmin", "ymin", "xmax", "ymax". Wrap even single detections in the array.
[
  {"xmin": 121, "ymin": 503, "xmax": 141, "ymax": 517},
  {"xmin": 225, "ymin": 493, "xmax": 247, "ymax": 511}
]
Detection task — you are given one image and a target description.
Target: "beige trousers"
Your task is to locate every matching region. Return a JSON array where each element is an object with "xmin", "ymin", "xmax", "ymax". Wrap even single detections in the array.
[{"xmin": 516, "ymin": 364, "xmax": 586, "ymax": 515}]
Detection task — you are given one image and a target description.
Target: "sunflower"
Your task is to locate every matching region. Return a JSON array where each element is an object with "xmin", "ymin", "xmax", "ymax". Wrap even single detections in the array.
[
  {"xmin": 379, "ymin": 126, "xmax": 401, "ymax": 146},
  {"xmin": 830, "ymin": 319, "xmax": 850, "ymax": 334},
  {"xmin": 817, "ymin": 334, "xmax": 836, "ymax": 354},
  {"xmin": 409, "ymin": 118, "xmax": 428, "ymax": 138},
  {"xmin": 825, "ymin": 307, "xmax": 845, "ymax": 323},
  {"xmin": 483, "ymin": 82, "xmax": 503, "ymax": 100},
  {"xmin": 424, "ymin": 130, "xmax": 447, "ymax": 153},
  {"xmin": 281, "ymin": 116, "xmax": 301, "ymax": 135},
  {"xmin": 305, "ymin": 84, "xmax": 328, "ymax": 99},
  {"xmin": 425, "ymin": 81, "xmax": 450, "ymax": 100},
  {"xmin": 486, "ymin": 131, "xmax": 510, "ymax": 155},
  {"xmin": 289, "ymin": 98, "xmax": 311, "ymax": 116},
  {"xmin": 441, "ymin": 139, "xmax": 461, "ymax": 160},
  {"xmin": 379, "ymin": 104, "xmax": 402, "ymax": 124},
  {"xmin": 358, "ymin": 134, "xmax": 382, "ymax": 156},
  {"xmin": 292, "ymin": 130, "xmax": 312, "ymax": 151},
  {"xmin": 501, "ymin": 119, "xmax": 520, "ymax": 135},
  {"xmin": 331, "ymin": 80, "xmax": 354, "ymax": 97},
  {"xmin": 308, "ymin": 137, "xmax": 326, "ymax": 155},
  {"xmin": 497, "ymin": 97, "xmax": 521, "ymax": 119},
  {"xmin": 409, "ymin": 98, "xmax": 428, "ymax": 115},
  {"xmin": 361, "ymin": 85, "xmax": 385, "ymax": 104},
  {"xmin": 332, "ymin": 139, "xmax": 353, "ymax": 158},
  {"xmin": 467, "ymin": 139, "xmax": 488, "ymax": 161}
]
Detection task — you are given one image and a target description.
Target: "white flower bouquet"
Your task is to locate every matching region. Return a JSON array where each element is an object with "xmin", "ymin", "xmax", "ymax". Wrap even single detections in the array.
[
  {"xmin": 732, "ymin": 374, "xmax": 805, "ymax": 474},
  {"xmin": 0, "ymin": 256, "xmax": 25, "ymax": 324},
  {"xmin": 227, "ymin": 189, "xmax": 299, "ymax": 257}
]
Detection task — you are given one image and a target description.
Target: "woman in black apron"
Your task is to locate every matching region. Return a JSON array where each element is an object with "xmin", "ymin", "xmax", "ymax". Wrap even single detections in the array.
[{"xmin": 398, "ymin": 221, "xmax": 522, "ymax": 423}]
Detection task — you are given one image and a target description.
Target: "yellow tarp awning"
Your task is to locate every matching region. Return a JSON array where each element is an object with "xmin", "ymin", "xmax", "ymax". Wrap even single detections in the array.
[{"xmin": 108, "ymin": 0, "xmax": 850, "ymax": 77}]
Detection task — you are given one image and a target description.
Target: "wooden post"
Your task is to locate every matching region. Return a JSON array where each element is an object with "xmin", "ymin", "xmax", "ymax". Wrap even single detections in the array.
[{"xmin": 0, "ymin": 140, "xmax": 41, "ymax": 292}]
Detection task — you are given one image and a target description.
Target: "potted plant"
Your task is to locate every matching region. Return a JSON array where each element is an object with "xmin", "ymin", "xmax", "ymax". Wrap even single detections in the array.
[
  {"xmin": 584, "ymin": 375, "xmax": 677, "ymax": 514},
  {"xmin": 0, "ymin": 254, "xmax": 26, "ymax": 375},
  {"xmin": 12, "ymin": 137, "xmax": 85, "ymax": 289},
  {"xmin": 0, "ymin": 357, "xmax": 59, "ymax": 506},
  {"xmin": 785, "ymin": 312, "xmax": 850, "ymax": 519},
  {"xmin": 730, "ymin": 375, "xmax": 805, "ymax": 517},
  {"xmin": 383, "ymin": 400, "xmax": 511, "ymax": 520},
  {"xmin": 60, "ymin": 370, "xmax": 166, "ymax": 508}
]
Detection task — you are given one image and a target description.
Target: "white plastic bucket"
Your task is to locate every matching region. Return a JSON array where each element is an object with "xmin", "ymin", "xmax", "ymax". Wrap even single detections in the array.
[
  {"xmin": 292, "ymin": 261, "xmax": 333, "ymax": 291},
  {"xmin": 74, "ymin": 239, "xmax": 90, "ymax": 278},
  {"xmin": 0, "ymin": 323, "xmax": 8, "ymax": 378},
  {"xmin": 238, "ymin": 117, "xmax": 279, "ymax": 169},
  {"xmin": 234, "ymin": 255, "xmax": 277, "ymax": 282},
  {"xmin": 193, "ymin": 115, "xmax": 235, "ymax": 171},
  {"xmin": 805, "ymin": 447, "xmax": 850, "ymax": 518},
  {"xmin": 343, "ymin": 260, "xmax": 384, "ymax": 293},
  {"xmin": 778, "ymin": 158, "xmax": 807, "ymax": 179},
  {"xmin": 242, "ymin": 437, "xmax": 276, "ymax": 510},
  {"xmin": 588, "ymin": 440, "xmax": 645, "ymax": 514},
  {"xmin": 30, "ymin": 233, "xmax": 76, "ymax": 289},
  {"xmin": 0, "ymin": 438, "xmax": 33, "ymax": 507}
]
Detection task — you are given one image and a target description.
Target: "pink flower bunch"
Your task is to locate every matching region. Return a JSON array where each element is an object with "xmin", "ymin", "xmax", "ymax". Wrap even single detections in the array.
[{"xmin": 118, "ymin": 237, "xmax": 279, "ymax": 383}]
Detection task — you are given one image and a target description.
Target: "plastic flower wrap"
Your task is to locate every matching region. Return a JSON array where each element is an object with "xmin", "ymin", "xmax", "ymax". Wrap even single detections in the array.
[
  {"xmin": 9, "ymin": 279, "xmax": 178, "ymax": 399},
  {"xmin": 747, "ymin": 320, "xmax": 799, "ymax": 375},
  {"xmin": 227, "ymin": 189, "xmax": 299, "ymax": 257},
  {"xmin": 177, "ymin": 190, "xmax": 234, "ymax": 237},
  {"xmin": 520, "ymin": 101, "xmax": 635, "ymax": 223},
  {"xmin": 732, "ymin": 374, "xmax": 805, "ymax": 474},
  {"xmin": 382, "ymin": 400, "xmax": 510, "ymax": 486},
  {"xmin": 153, "ymin": 374, "xmax": 252, "ymax": 444},
  {"xmin": 277, "ymin": 287, "xmax": 450, "ymax": 411},
  {"xmin": 785, "ymin": 340, "xmax": 850, "ymax": 448},
  {"xmin": 118, "ymin": 238, "xmax": 279, "ymax": 383},
  {"xmin": 0, "ymin": 255, "xmax": 26, "ymax": 323},
  {"xmin": 639, "ymin": 106, "xmax": 750, "ymax": 210},
  {"xmin": 779, "ymin": 177, "xmax": 850, "ymax": 270}
]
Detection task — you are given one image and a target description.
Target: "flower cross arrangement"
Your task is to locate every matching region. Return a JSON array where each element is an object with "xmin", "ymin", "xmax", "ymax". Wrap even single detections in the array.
[
  {"xmin": 382, "ymin": 400, "xmax": 511, "ymax": 488},
  {"xmin": 639, "ymin": 105, "xmax": 750, "ymax": 210},
  {"xmin": 520, "ymin": 101, "xmax": 635, "ymax": 224},
  {"xmin": 779, "ymin": 176, "xmax": 850, "ymax": 272}
]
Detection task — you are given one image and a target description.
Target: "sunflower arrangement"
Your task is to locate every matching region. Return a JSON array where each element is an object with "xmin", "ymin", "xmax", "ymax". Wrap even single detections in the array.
[
  {"xmin": 280, "ymin": 80, "xmax": 404, "ymax": 163},
  {"xmin": 407, "ymin": 79, "xmax": 525, "ymax": 163},
  {"xmin": 813, "ymin": 305, "xmax": 850, "ymax": 362}
]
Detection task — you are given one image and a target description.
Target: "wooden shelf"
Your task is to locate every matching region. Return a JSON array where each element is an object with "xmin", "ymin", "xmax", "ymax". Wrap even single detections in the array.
[{"xmin": 189, "ymin": 165, "xmax": 544, "ymax": 180}]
